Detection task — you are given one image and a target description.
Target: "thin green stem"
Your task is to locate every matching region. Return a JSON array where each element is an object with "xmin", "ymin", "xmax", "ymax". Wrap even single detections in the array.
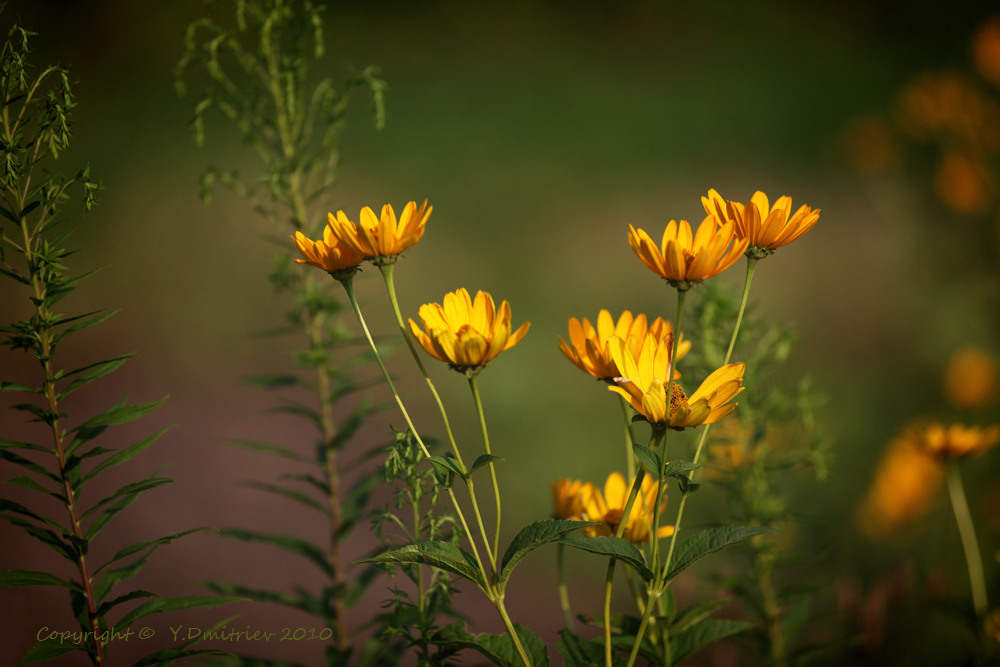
[
  {"xmin": 618, "ymin": 394, "xmax": 637, "ymax": 483},
  {"xmin": 414, "ymin": 498, "xmax": 425, "ymax": 616},
  {"xmin": 558, "ymin": 542, "xmax": 575, "ymax": 630},
  {"xmin": 496, "ymin": 597, "xmax": 533, "ymax": 667},
  {"xmin": 946, "ymin": 464, "xmax": 989, "ymax": 618},
  {"xmin": 723, "ymin": 256, "xmax": 758, "ymax": 366},
  {"xmin": 338, "ymin": 276, "xmax": 492, "ymax": 591},
  {"xmin": 379, "ymin": 263, "xmax": 498, "ymax": 571},
  {"xmin": 470, "ymin": 375, "xmax": 502, "ymax": 571},
  {"xmin": 603, "ymin": 557, "xmax": 617, "ymax": 667}
]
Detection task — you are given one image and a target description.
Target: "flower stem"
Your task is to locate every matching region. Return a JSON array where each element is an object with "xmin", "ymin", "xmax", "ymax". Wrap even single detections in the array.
[
  {"xmin": 946, "ymin": 464, "xmax": 989, "ymax": 618},
  {"xmin": 379, "ymin": 263, "xmax": 497, "ymax": 571},
  {"xmin": 618, "ymin": 394, "xmax": 638, "ymax": 484},
  {"xmin": 338, "ymin": 276, "xmax": 491, "ymax": 590},
  {"xmin": 603, "ymin": 557, "xmax": 617, "ymax": 667},
  {"xmin": 496, "ymin": 597, "xmax": 533, "ymax": 667},
  {"xmin": 558, "ymin": 542, "xmax": 575, "ymax": 629},
  {"xmin": 469, "ymin": 375, "xmax": 502, "ymax": 572},
  {"xmin": 723, "ymin": 256, "xmax": 758, "ymax": 366}
]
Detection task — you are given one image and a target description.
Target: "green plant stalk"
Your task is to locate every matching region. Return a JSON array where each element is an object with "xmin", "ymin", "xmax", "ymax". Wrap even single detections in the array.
[
  {"xmin": 414, "ymin": 498, "xmax": 425, "ymax": 616},
  {"xmin": 18, "ymin": 213, "xmax": 107, "ymax": 667},
  {"xmin": 619, "ymin": 394, "xmax": 637, "ymax": 482},
  {"xmin": 558, "ymin": 542, "xmax": 574, "ymax": 629},
  {"xmin": 380, "ymin": 263, "xmax": 498, "ymax": 571},
  {"xmin": 341, "ymin": 276, "xmax": 532, "ymax": 667},
  {"xmin": 754, "ymin": 545, "xmax": 786, "ymax": 667},
  {"xmin": 469, "ymin": 375, "xmax": 503, "ymax": 571},
  {"xmin": 946, "ymin": 464, "xmax": 989, "ymax": 618}
]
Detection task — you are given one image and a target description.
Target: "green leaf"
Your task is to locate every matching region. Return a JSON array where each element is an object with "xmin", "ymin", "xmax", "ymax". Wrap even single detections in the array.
[
  {"xmin": 94, "ymin": 548, "xmax": 161, "ymax": 602},
  {"xmin": 433, "ymin": 621, "xmax": 550, "ymax": 667},
  {"xmin": 85, "ymin": 491, "xmax": 143, "ymax": 540},
  {"xmin": 80, "ymin": 477, "xmax": 172, "ymax": 520},
  {"xmin": 219, "ymin": 529, "xmax": 333, "ymax": 577},
  {"xmin": 1, "ymin": 449, "xmax": 59, "ymax": 482},
  {"xmin": 559, "ymin": 537, "xmax": 654, "ymax": 581},
  {"xmin": 0, "ymin": 380, "xmax": 42, "ymax": 393},
  {"xmin": 665, "ymin": 526, "xmax": 775, "ymax": 584},
  {"xmin": 81, "ymin": 426, "xmax": 173, "ymax": 484},
  {"xmin": 0, "ymin": 266, "xmax": 30, "ymax": 285},
  {"xmin": 671, "ymin": 598, "xmax": 734, "ymax": 634},
  {"xmin": 427, "ymin": 454, "xmax": 466, "ymax": 480},
  {"xmin": 470, "ymin": 454, "xmax": 503, "ymax": 474},
  {"xmin": 358, "ymin": 541, "xmax": 486, "ymax": 590},
  {"xmin": 242, "ymin": 373, "xmax": 309, "ymax": 389},
  {"xmin": 14, "ymin": 638, "xmax": 84, "ymax": 665},
  {"xmin": 669, "ymin": 619, "xmax": 754, "ymax": 664},
  {"xmin": 239, "ymin": 481, "xmax": 328, "ymax": 516},
  {"xmin": 5, "ymin": 475, "xmax": 62, "ymax": 500},
  {"xmin": 96, "ymin": 589, "xmax": 159, "ymax": 616},
  {"xmin": 201, "ymin": 580, "xmax": 315, "ymax": 616},
  {"xmin": 0, "ymin": 439, "xmax": 49, "ymax": 453},
  {"xmin": 500, "ymin": 519, "xmax": 599, "ymax": 587},
  {"xmin": 0, "ymin": 516, "xmax": 75, "ymax": 561},
  {"xmin": 52, "ymin": 309, "xmax": 119, "ymax": 342},
  {"xmin": 663, "ymin": 460, "xmax": 702, "ymax": 479},
  {"xmin": 556, "ymin": 630, "xmax": 623, "ymax": 667},
  {"xmin": 631, "ymin": 444, "xmax": 660, "ymax": 474},
  {"xmin": 95, "ymin": 527, "xmax": 211, "ymax": 576},
  {"xmin": 0, "ymin": 499, "xmax": 70, "ymax": 535},
  {"xmin": 227, "ymin": 439, "xmax": 313, "ymax": 463},
  {"xmin": 71, "ymin": 397, "xmax": 168, "ymax": 434},
  {"xmin": 0, "ymin": 569, "xmax": 81, "ymax": 591},
  {"xmin": 57, "ymin": 354, "xmax": 133, "ymax": 399},
  {"xmin": 116, "ymin": 595, "xmax": 245, "ymax": 630}
]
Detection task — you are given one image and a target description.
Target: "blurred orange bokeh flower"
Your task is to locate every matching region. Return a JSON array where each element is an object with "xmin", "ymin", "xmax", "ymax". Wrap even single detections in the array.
[
  {"xmin": 858, "ymin": 434, "xmax": 945, "ymax": 538},
  {"xmin": 944, "ymin": 348, "xmax": 999, "ymax": 410},
  {"xmin": 702, "ymin": 189, "xmax": 821, "ymax": 254},
  {"xmin": 974, "ymin": 18, "xmax": 1000, "ymax": 87},
  {"xmin": 934, "ymin": 152, "xmax": 993, "ymax": 214},
  {"xmin": 408, "ymin": 288, "xmax": 529, "ymax": 371},
  {"xmin": 327, "ymin": 200, "xmax": 432, "ymax": 262},
  {"xmin": 840, "ymin": 116, "xmax": 900, "ymax": 173},
  {"xmin": 580, "ymin": 472, "xmax": 673, "ymax": 544},
  {"xmin": 911, "ymin": 422, "xmax": 1000, "ymax": 461},
  {"xmin": 558, "ymin": 309, "xmax": 689, "ymax": 381},
  {"xmin": 627, "ymin": 217, "xmax": 748, "ymax": 289},
  {"xmin": 290, "ymin": 226, "xmax": 365, "ymax": 274},
  {"xmin": 606, "ymin": 334, "xmax": 744, "ymax": 429}
]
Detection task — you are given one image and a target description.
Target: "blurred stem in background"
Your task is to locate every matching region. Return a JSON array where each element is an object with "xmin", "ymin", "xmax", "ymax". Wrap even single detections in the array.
[{"xmin": 946, "ymin": 464, "xmax": 988, "ymax": 618}]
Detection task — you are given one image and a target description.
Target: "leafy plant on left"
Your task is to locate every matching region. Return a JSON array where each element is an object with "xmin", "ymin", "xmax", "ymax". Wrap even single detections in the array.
[{"xmin": 0, "ymin": 20, "xmax": 239, "ymax": 667}]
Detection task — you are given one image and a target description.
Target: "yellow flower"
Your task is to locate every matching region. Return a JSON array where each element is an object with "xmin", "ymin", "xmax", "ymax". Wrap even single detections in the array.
[
  {"xmin": 327, "ymin": 200, "xmax": 432, "ymax": 263},
  {"xmin": 408, "ymin": 288, "xmax": 530, "ymax": 372},
  {"xmin": 558, "ymin": 309, "xmax": 689, "ymax": 381},
  {"xmin": 628, "ymin": 217, "xmax": 748, "ymax": 290},
  {"xmin": 944, "ymin": 348, "xmax": 999, "ymax": 410},
  {"xmin": 910, "ymin": 422, "xmax": 1000, "ymax": 460},
  {"xmin": 580, "ymin": 472, "xmax": 674, "ymax": 544},
  {"xmin": 857, "ymin": 434, "xmax": 944, "ymax": 538},
  {"xmin": 606, "ymin": 334, "xmax": 745, "ymax": 429},
  {"xmin": 551, "ymin": 478, "xmax": 590, "ymax": 520},
  {"xmin": 702, "ymin": 189, "xmax": 821, "ymax": 255},
  {"xmin": 290, "ymin": 225, "xmax": 365, "ymax": 275}
]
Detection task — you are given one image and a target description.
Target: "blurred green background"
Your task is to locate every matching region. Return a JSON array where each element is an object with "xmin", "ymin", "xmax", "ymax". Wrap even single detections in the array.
[{"xmin": 3, "ymin": 0, "xmax": 1000, "ymax": 664}]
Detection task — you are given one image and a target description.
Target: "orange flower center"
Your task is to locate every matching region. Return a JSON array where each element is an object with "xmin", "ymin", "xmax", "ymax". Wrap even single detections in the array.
[
  {"xmin": 670, "ymin": 383, "xmax": 689, "ymax": 417},
  {"xmin": 604, "ymin": 508, "xmax": 624, "ymax": 533}
]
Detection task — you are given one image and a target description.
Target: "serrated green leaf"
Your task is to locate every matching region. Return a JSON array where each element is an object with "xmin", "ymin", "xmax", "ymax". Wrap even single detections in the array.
[
  {"xmin": 95, "ymin": 589, "xmax": 159, "ymax": 617},
  {"xmin": 219, "ymin": 529, "xmax": 332, "ymax": 577},
  {"xmin": 631, "ymin": 444, "xmax": 660, "ymax": 475},
  {"xmin": 239, "ymin": 481, "xmax": 328, "ymax": 516},
  {"xmin": 427, "ymin": 454, "xmax": 466, "ymax": 479},
  {"xmin": 671, "ymin": 598, "xmax": 734, "ymax": 634},
  {"xmin": 226, "ymin": 439, "xmax": 313, "ymax": 463},
  {"xmin": 116, "ymin": 595, "xmax": 245, "ymax": 630},
  {"xmin": 669, "ymin": 619, "xmax": 754, "ymax": 663},
  {"xmin": 0, "ymin": 569, "xmax": 81, "ymax": 591},
  {"xmin": 358, "ymin": 541, "xmax": 486, "ymax": 590},
  {"xmin": 57, "ymin": 354, "xmax": 132, "ymax": 399},
  {"xmin": 433, "ymin": 621, "xmax": 550, "ymax": 667},
  {"xmin": 556, "ymin": 630, "xmax": 623, "ymax": 667},
  {"xmin": 80, "ymin": 477, "xmax": 172, "ymax": 521},
  {"xmin": 559, "ymin": 537, "xmax": 654, "ymax": 581},
  {"xmin": 470, "ymin": 454, "xmax": 503, "ymax": 474},
  {"xmin": 500, "ymin": 519, "xmax": 599, "ymax": 587},
  {"xmin": 663, "ymin": 460, "xmax": 702, "ymax": 479},
  {"xmin": 665, "ymin": 526, "xmax": 775, "ymax": 584},
  {"xmin": 81, "ymin": 426, "xmax": 172, "ymax": 484},
  {"xmin": 14, "ymin": 638, "xmax": 83, "ymax": 665}
]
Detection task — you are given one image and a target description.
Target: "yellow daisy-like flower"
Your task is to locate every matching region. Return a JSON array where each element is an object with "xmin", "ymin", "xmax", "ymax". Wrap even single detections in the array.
[
  {"xmin": 607, "ymin": 334, "xmax": 745, "ymax": 429},
  {"xmin": 290, "ymin": 225, "xmax": 365, "ymax": 276},
  {"xmin": 580, "ymin": 472, "xmax": 674, "ymax": 544},
  {"xmin": 551, "ymin": 478, "xmax": 590, "ymax": 520},
  {"xmin": 326, "ymin": 200, "xmax": 432, "ymax": 263},
  {"xmin": 702, "ymin": 189, "xmax": 821, "ymax": 257},
  {"xmin": 628, "ymin": 217, "xmax": 748, "ymax": 290},
  {"xmin": 857, "ymin": 434, "xmax": 944, "ymax": 538},
  {"xmin": 910, "ymin": 422, "xmax": 1000, "ymax": 460},
  {"xmin": 408, "ymin": 288, "xmax": 530, "ymax": 372},
  {"xmin": 558, "ymin": 309, "xmax": 689, "ymax": 381}
]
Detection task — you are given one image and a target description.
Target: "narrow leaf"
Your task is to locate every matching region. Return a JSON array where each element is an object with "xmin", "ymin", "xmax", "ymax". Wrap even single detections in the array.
[
  {"xmin": 0, "ymin": 569, "xmax": 81, "ymax": 591},
  {"xmin": 0, "ymin": 381, "xmax": 42, "ymax": 394},
  {"xmin": 239, "ymin": 481, "xmax": 329, "ymax": 516},
  {"xmin": 116, "ymin": 595, "xmax": 245, "ymax": 630},
  {"xmin": 219, "ymin": 529, "xmax": 333, "ymax": 577},
  {"xmin": 82, "ymin": 426, "xmax": 172, "ymax": 484},
  {"xmin": 96, "ymin": 590, "xmax": 160, "ymax": 617},
  {"xmin": 80, "ymin": 477, "xmax": 172, "ymax": 520},
  {"xmin": 226, "ymin": 439, "xmax": 313, "ymax": 463},
  {"xmin": 14, "ymin": 639, "xmax": 83, "ymax": 665},
  {"xmin": 71, "ymin": 397, "xmax": 168, "ymax": 434},
  {"xmin": 95, "ymin": 527, "xmax": 211, "ymax": 576},
  {"xmin": 57, "ymin": 354, "xmax": 133, "ymax": 399},
  {"xmin": 5, "ymin": 475, "xmax": 62, "ymax": 500}
]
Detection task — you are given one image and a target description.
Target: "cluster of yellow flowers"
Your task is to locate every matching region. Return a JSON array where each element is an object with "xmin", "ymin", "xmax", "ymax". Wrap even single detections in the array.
[{"xmin": 552, "ymin": 474, "xmax": 674, "ymax": 544}]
